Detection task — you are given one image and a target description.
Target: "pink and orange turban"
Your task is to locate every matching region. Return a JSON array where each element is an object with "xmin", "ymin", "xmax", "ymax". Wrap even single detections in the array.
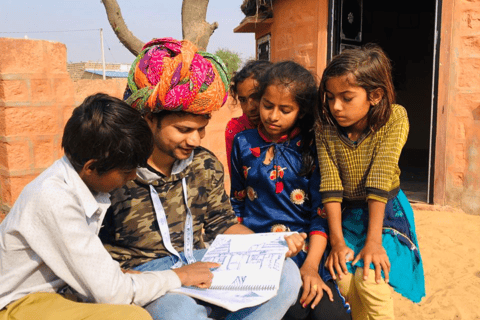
[{"xmin": 124, "ymin": 37, "xmax": 229, "ymax": 115}]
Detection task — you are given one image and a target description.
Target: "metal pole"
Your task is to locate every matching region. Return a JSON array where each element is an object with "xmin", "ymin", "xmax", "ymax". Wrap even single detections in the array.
[{"xmin": 100, "ymin": 28, "xmax": 106, "ymax": 80}]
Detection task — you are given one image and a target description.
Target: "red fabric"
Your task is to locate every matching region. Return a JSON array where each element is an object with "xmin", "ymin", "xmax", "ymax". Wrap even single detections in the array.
[
  {"xmin": 275, "ymin": 181, "xmax": 284, "ymax": 194},
  {"xmin": 225, "ymin": 114, "xmax": 256, "ymax": 175},
  {"xmin": 309, "ymin": 230, "xmax": 328, "ymax": 239},
  {"xmin": 250, "ymin": 147, "xmax": 261, "ymax": 158}
]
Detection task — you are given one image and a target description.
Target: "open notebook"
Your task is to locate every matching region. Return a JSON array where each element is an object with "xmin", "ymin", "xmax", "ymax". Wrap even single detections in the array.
[{"xmin": 170, "ymin": 232, "xmax": 292, "ymax": 311}]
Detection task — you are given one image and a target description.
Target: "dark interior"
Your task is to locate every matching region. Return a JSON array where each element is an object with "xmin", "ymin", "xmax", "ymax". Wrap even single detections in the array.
[{"xmin": 333, "ymin": 0, "xmax": 437, "ymax": 202}]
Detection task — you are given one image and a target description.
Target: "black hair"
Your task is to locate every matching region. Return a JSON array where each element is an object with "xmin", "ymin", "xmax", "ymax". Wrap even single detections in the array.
[
  {"xmin": 151, "ymin": 110, "xmax": 211, "ymax": 128},
  {"xmin": 230, "ymin": 60, "xmax": 273, "ymax": 100},
  {"xmin": 316, "ymin": 43, "xmax": 395, "ymax": 132},
  {"xmin": 256, "ymin": 61, "xmax": 318, "ymax": 176},
  {"xmin": 62, "ymin": 93, "xmax": 154, "ymax": 175}
]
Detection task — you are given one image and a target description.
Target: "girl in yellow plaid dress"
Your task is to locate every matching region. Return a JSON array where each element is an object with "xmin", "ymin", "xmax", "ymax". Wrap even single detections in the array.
[{"xmin": 315, "ymin": 44, "xmax": 425, "ymax": 320}]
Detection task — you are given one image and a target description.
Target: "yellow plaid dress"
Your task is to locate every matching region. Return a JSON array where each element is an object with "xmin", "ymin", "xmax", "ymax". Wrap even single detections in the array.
[{"xmin": 315, "ymin": 104, "xmax": 425, "ymax": 303}]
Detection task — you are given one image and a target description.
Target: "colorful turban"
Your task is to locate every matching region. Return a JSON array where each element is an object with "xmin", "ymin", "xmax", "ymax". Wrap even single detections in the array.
[{"xmin": 124, "ymin": 37, "xmax": 229, "ymax": 115}]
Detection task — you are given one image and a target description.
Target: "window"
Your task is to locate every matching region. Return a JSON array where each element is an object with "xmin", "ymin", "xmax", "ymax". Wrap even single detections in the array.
[{"xmin": 257, "ymin": 34, "xmax": 271, "ymax": 61}]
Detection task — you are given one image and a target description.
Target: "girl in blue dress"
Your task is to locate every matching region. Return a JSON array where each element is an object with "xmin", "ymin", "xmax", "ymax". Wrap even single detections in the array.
[
  {"xmin": 315, "ymin": 44, "xmax": 425, "ymax": 319},
  {"xmin": 230, "ymin": 61, "xmax": 351, "ymax": 320}
]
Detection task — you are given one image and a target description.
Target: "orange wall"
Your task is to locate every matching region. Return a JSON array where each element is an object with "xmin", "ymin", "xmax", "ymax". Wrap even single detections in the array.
[
  {"xmin": 255, "ymin": 0, "xmax": 329, "ymax": 79},
  {"xmin": 436, "ymin": 0, "xmax": 480, "ymax": 214},
  {"xmin": 249, "ymin": 0, "xmax": 480, "ymax": 214},
  {"xmin": 0, "ymin": 38, "xmax": 240, "ymax": 221}
]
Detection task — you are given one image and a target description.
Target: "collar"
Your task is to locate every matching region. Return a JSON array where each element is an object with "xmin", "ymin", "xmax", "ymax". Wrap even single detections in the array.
[
  {"xmin": 337, "ymin": 126, "xmax": 371, "ymax": 147},
  {"xmin": 258, "ymin": 124, "xmax": 301, "ymax": 143},
  {"xmin": 60, "ymin": 156, "xmax": 111, "ymax": 218},
  {"xmin": 136, "ymin": 151, "xmax": 194, "ymax": 183}
]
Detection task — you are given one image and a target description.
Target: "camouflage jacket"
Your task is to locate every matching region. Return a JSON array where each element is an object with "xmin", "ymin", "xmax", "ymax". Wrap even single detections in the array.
[{"xmin": 100, "ymin": 147, "xmax": 237, "ymax": 269}]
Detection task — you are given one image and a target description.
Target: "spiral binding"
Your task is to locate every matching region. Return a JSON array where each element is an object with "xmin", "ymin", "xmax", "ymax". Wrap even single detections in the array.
[{"xmin": 209, "ymin": 284, "xmax": 276, "ymax": 291}]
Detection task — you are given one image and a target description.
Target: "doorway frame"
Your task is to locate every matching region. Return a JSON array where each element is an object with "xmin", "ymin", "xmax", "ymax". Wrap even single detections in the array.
[{"xmin": 326, "ymin": 0, "xmax": 444, "ymax": 204}]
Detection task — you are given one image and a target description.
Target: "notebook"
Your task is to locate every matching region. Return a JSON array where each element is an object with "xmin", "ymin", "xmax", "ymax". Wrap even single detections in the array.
[{"xmin": 170, "ymin": 232, "xmax": 292, "ymax": 311}]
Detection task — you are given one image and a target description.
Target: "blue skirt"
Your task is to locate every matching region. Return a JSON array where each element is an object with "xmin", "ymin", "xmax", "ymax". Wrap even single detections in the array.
[{"xmin": 342, "ymin": 190, "xmax": 425, "ymax": 303}]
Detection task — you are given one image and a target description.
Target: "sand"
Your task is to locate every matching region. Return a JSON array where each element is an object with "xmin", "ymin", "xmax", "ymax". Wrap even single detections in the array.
[
  {"xmin": 1, "ymin": 206, "xmax": 479, "ymax": 319},
  {"xmin": 393, "ymin": 205, "xmax": 480, "ymax": 320}
]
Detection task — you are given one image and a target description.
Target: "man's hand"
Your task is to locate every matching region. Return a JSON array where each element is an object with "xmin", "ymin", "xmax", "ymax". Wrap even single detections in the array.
[
  {"xmin": 284, "ymin": 232, "xmax": 307, "ymax": 258},
  {"xmin": 173, "ymin": 261, "xmax": 221, "ymax": 289}
]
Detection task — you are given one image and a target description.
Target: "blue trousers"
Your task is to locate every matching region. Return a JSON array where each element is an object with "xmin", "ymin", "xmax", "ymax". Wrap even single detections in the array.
[{"xmin": 133, "ymin": 249, "xmax": 301, "ymax": 320}]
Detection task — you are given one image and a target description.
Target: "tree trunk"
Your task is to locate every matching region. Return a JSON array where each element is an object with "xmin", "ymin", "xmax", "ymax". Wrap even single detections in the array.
[
  {"xmin": 101, "ymin": 0, "xmax": 145, "ymax": 56},
  {"xmin": 101, "ymin": 0, "xmax": 217, "ymax": 56},
  {"xmin": 182, "ymin": 0, "xmax": 218, "ymax": 51}
]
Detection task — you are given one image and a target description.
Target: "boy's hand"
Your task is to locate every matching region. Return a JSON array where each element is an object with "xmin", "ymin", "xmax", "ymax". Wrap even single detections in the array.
[
  {"xmin": 173, "ymin": 261, "xmax": 221, "ymax": 289},
  {"xmin": 325, "ymin": 243, "xmax": 354, "ymax": 280},
  {"xmin": 299, "ymin": 264, "xmax": 333, "ymax": 309},
  {"xmin": 352, "ymin": 240, "xmax": 390, "ymax": 284},
  {"xmin": 284, "ymin": 232, "xmax": 307, "ymax": 258}
]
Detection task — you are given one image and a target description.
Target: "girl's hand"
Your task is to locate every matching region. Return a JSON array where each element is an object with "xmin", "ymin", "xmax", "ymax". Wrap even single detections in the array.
[
  {"xmin": 352, "ymin": 240, "xmax": 390, "ymax": 283},
  {"xmin": 299, "ymin": 264, "xmax": 333, "ymax": 309},
  {"xmin": 325, "ymin": 243, "xmax": 354, "ymax": 280},
  {"xmin": 284, "ymin": 232, "xmax": 307, "ymax": 258}
]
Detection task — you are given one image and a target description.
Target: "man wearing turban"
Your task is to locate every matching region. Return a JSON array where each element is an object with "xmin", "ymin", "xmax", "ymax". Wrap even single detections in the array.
[{"xmin": 100, "ymin": 38, "xmax": 304, "ymax": 319}]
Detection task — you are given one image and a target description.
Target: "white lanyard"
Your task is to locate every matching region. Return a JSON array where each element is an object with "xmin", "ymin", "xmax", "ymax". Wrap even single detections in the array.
[{"xmin": 149, "ymin": 178, "xmax": 196, "ymax": 268}]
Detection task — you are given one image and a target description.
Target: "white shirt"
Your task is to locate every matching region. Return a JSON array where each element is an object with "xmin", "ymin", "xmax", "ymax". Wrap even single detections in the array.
[{"xmin": 0, "ymin": 156, "xmax": 181, "ymax": 309}]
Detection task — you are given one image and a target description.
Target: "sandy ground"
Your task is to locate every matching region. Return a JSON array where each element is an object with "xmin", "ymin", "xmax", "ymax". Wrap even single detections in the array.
[
  {"xmin": 1, "ymin": 205, "xmax": 479, "ymax": 319},
  {"xmin": 394, "ymin": 205, "xmax": 480, "ymax": 320}
]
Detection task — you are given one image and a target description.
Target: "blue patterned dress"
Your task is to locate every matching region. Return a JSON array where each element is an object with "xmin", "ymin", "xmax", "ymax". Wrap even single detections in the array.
[{"xmin": 230, "ymin": 127, "xmax": 331, "ymax": 282}]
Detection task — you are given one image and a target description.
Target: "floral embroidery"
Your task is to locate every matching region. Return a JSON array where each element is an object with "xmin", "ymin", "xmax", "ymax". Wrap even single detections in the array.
[
  {"xmin": 269, "ymin": 170, "xmax": 276, "ymax": 180},
  {"xmin": 269, "ymin": 166, "xmax": 286, "ymax": 180},
  {"xmin": 243, "ymin": 166, "xmax": 250, "ymax": 179},
  {"xmin": 290, "ymin": 189, "xmax": 306, "ymax": 205},
  {"xmin": 275, "ymin": 181, "xmax": 284, "ymax": 194},
  {"xmin": 250, "ymin": 147, "xmax": 261, "ymax": 157},
  {"xmin": 317, "ymin": 207, "xmax": 327, "ymax": 219},
  {"xmin": 277, "ymin": 166, "xmax": 286, "ymax": 178},
  {"xmin": 271, "ymin": 224, "xmax": 290, "ymax": 232},
  {"xmin": 234, "ymin": 189, "xmax": 246, "ymax": 201},
  {"xmin": 247, "ymin": 187, "xmax": 258, "ymax": 201},
  {"xmin": 296, "ymin": 140, "xmax": 301, "ymax": 147}
]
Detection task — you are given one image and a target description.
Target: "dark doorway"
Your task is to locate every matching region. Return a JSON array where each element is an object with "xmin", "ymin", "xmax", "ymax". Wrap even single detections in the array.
[{"xmin": 328, "ymin": 0, "xmax": 439, "ymax": 203}]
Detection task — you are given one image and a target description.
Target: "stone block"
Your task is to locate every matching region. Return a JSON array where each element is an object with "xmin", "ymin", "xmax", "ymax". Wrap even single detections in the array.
[
  {"xmin": 0, "ymin": 107, "xmax": 5, "ymax": 136},
  {"xmin": 48, "ymin": 42, "xmax": 68, "ymax": 73},
  {"xmin": 457, "ymin": 58, "xmax": 480, "ymax": 88},
  {"xmin": 30, "ymin": 79, "xmax": 52, "ymax": 103},
  {"xmin": 0, "ymin": 174, "xmax": 11, "ymax": 206},
  {"xmin": 461, "ymin": 9, "xmax": 480, "ymax": 31},
  {"xmin": 0, "ymin": 38, "xmax": 47, "ymax": 74},
  {"xmin": 32, "ymin": 136, "xmax": 57, "ymax": 169},
  {"xmin": 4, "ymin": 139, "xmax": 32, "ymax": 171},
  {"xmin": 460, "ymin": 35, "xmax": 480, "ymax": 58},
  {"xmin": 0, "ymin": 79, "xmax": 29, "ymax": 102},
  {"xmin": 52, "ymin": 76, "xmax": 74, "ymax": 105},
  {"xmin": 4, "ymin": 106, "xmax": 59, "ymax": 136},
  {"xmin": 73, "ymin": 79, "xmax": 127, "ymax": 104},
  {"xmin": 0, "ymin": 141, "xmax": 8, "ymax": 171}
]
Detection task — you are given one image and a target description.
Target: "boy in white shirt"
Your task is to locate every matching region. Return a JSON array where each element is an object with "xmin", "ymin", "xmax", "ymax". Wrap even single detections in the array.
[{"xmin": 0, "ymin": 93, "xmax": 219, "ymax": 320}]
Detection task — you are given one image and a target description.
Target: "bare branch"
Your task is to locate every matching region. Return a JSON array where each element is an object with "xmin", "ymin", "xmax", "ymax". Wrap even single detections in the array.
[
  {"xmin": 101, "ymin": 0, "xmax": 145, "ymax": 56},
  {"xmin": 182, "ymin": 0, "xmax": 218, "ymax": 50}
]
